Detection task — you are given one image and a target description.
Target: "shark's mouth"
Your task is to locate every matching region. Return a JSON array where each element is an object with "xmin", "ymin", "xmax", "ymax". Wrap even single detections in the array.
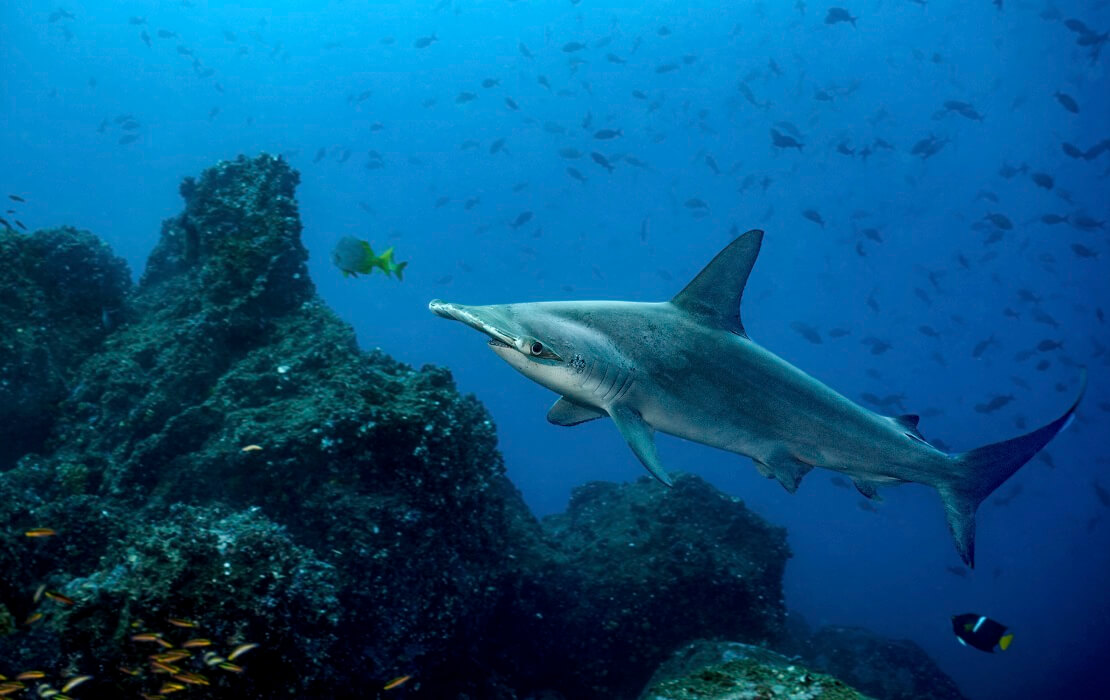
[{"xmin": 487, "ymin": 338, "xmax": 511, "ymax": 348}]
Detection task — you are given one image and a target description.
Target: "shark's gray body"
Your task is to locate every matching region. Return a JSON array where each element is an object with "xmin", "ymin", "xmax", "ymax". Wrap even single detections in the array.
[{"xmin": 430, "ymin": 230, "xmax": 1084, "ymax": 567}]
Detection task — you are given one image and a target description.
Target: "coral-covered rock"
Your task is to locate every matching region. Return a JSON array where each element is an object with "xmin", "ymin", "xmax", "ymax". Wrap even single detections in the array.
[
  {"xmin": 487, "ymin": 474, "xmax": 791, "ymax": 699},
  {"xmin": 800, "ymin": 626, "xmax": 966, "ymax": 700},
  {"xmin": 640, "ymin": 640, "xmax": 870, "ymax": 700},
  {"xmin": 0, "ymin": 155, "xmax": 524, "ymax": 697},
  {"xmin": 0, "ymin": 226, "xmax": 131, "ymax": 467}
]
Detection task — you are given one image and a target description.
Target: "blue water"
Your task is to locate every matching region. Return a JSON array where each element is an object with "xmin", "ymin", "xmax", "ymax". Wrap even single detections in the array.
[{"xmin": 3, "ymin": 1, "xmax": 1107, "ymax": 698}]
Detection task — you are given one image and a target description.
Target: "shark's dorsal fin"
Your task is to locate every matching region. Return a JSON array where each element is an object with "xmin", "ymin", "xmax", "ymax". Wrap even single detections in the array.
[
  {"xmin": 671, "ymin": 229, "xmax": 764, "ymax": 339},
  {"xmin": 547, "ymin": 397, "xmax": 606, "ymax": 426}
]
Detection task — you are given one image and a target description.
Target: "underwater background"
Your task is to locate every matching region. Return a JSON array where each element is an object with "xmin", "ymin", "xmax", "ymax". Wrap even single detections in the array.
[{"xmin": 1, "ymin": 1, "xmax": 1108, "ymax": 698}]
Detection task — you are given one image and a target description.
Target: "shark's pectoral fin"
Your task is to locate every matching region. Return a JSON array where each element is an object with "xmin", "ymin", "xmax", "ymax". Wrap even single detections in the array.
[
  {"xmin": 610, "ymin": 405, "xmax": 673, "ymax": 487},
  {"xmin": 853, "ymin": 479, "xmax": 884, "ymax": 501},
  {"xmin": 754, "ymin": 453, "xmax": 813, "ymax": 493},
  {"xmin": 547, "ymin": 397, "xmax": 607, "ymax": 426}
]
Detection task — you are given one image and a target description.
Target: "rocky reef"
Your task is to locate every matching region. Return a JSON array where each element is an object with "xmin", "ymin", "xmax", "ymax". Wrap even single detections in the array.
[
  {"xmin": 792, "ymin": 625, "xmax": 966, "ymax": 700},
  {"xmin": 0, "ymin": 154, "xmax": 963, "ymax": 700},
  {"xmin": 640, "ymin": 640, "xmax": 869, "ymax": 700}
]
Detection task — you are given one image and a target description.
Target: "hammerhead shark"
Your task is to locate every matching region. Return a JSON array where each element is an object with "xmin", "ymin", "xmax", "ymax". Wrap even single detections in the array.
[{"xmin": 429, "ymin": 229, "xmax": 1084, "ymax": 567}]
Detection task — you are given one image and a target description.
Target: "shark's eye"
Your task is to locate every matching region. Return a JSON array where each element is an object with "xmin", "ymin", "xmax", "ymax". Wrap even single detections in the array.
[{"xmin": 530, "ymin": 341, "xmax": 544, "ymax": 355}]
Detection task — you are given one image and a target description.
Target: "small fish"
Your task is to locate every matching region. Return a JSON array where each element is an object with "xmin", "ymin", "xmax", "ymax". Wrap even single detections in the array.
[
  {"xmin": 227, "ymin": 643, "xmax": 259, "ymax": 661},
  {"xmin": 952, "ymin": 613, "xmax": 1013, "ymax": 653},
  {"xmin": 974, "ymin": 395, "xmax": 1014, "ymax": 414},
  {"xmin": 455, "ymin": 92, "xmax": 476, "ymax": 104},
  {"xmin": 566, "ymin": 167, "xmax": 587, "ymax": 183},
  {"xmin": 16, "ymin": 671, "xmax": 45, "ymax": 681},
  {"xmin": 218, "ymin": 662, "xmax": 244, "ymax": 673},
  {"xmin": 8, "ymin": 194, "xmax": 25, "ymax": 202},
  {"xmin": 481, "ymin": 78, "xmax": 499, "ymax": 88},
  {"xmin": 331, "ymin": 237, "xmax": 407, "ymax": 280},
  {"xmin": 790, "ymin": 322, "xmax": 822, "ymax": 344},
  {"xmin": 240, "ymin": 444, "xmax": 262, "ymax": 452},
  {"xmin": 911, "ymin": 134, "xmax": 947, "ymax": 159},
  {"xmin": 509, "ymin": 211, "xmax": 533, "ymax": 228},
  {"xmin": 825, "ymin": 8, "xmax": 858, "ymax": 26},
  {"xmin": 1053, "ymin": 91, "xmax": 1079, "ymax": 114},
  {"xmin": 1093, "ymin": 482, "xmax": 1110, "ymax": 508},
  {"xmin": 770, "ymin": 129, "xmax": 804, "ymax": 151},
  {"xmin": 593, "ymin": 129, "xmax": 622, "ymax": 140},
  {"xmin": 1071, "ymin": 243, "xmax": 1098, "ymax": 258},
  {"xmin": 562, "ymin": 41, "xmax": 586, "ymax": 52},
  {"xmin": 384, "ymin": 675, "xmax": 412, "ymax": 691},
  {"xmin": 131, "ymin": 633, "xmax": 164, "ymax": 643},
  {"xmin": 168, "ymin": 617, "xmax": 198, "ymax": 627},
  {"xmin": 518, "ymin": 41, "xmax": 533, "ymax": 59},
  {"xmin": 1061, "ymin": 143, "xmax": 1084, "ymax": 159},
  {"xmin": 590, "ymin": 152, "xmax": 614, "ymax": 173},
  {"xmin": 982, "ymin": 213, "xmax": 1013, "ymax": 230},
  {"xmin": 802, "ymin": 209, "xmax": 825, "ymax": 227},
  {"xmin": 183, "ymin": 638, "xmax": 213, "ymax": 648},
  {"xmin": 60, "ymin": 677, "xmax": 92, "ymax": 693},
  {"xmin": 119, "ymin": 134, "xmax": 140, "ymax": 145},
  {"xmin": 1030, "ymin": 172, "xmax": 1054, "ymax": 189},
  {"xmin": 44, "ymin": 590, "xmax": 74, "ymax": 605},
  {"xmin": 171, "ymin": 672, "xmax": 210, "ymax": 686},
  {"xmin": 23, "ymin": 612, "xmax": 43, "ymax": 625},
  {"xmin": 25, "ymin": 528, "xmax": 57, "ymax": 537},
  {"xmin": 413, "ymin": 34, "xmax": 437, "ymax": 49},
  {"xmin": 504, "ymin": 97, "xmax": 519, "ymax": 111}
]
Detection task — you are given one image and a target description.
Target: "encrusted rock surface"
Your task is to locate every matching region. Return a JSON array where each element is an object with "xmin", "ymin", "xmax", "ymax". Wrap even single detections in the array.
[
  {"xmin": 640, "ymin": 640, "xmax": 870, "ymax": 700},
  {"xmin": 0, "ymin": 226, "xmax": 130, "ymax": 466},
  {"xmin": 489, "ymin": 474, "xmax": 791, "ymax": 698},
  {"xmin": 796, "ymin": 626, "xmax": 967, "ymax": 700}
]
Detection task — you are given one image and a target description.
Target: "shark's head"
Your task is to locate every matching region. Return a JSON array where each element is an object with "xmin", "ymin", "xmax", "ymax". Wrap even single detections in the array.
[{"xmin": 429, "ymin": 298, "xmax": 598, "ymax": 396}]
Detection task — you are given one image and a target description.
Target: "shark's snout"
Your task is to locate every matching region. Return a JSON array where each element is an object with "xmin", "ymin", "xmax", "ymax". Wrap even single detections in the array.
[
  {"xmin": 428, "ymin": 299, "xmax": 518, "ymax": 348},
  {"xmin": 428, "ymin": 298, "xmax": 459, "ymax": 320}
]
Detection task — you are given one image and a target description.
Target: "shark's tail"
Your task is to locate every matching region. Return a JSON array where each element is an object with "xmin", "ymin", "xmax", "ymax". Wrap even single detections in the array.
[{"xmin": 938, "ymin": 372, "xmax": 1086, "ymax": 568}]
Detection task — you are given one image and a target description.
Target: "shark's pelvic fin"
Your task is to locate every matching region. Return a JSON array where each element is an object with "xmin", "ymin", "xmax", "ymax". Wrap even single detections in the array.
[
  {"xmin": 853, "ymin": 479, "xmax": 884, "ymax": 501},
  {"xmin": 939, "ymin": 371, "xmax": 1086, "ymax": 568},
  {"xmin": 610, "ymin": 405, "xmax": 673, "ymax": 486},
  {"xmin": 670, "ymin": 229, "xmax": 764, "ymax": 339},
  {"xmin": 754, "ymin": 453, "xmax": 813, "ymax": 493},
  {"xmin": 547, "ymin": 397, "xmax": 606, "ymax": 426}
]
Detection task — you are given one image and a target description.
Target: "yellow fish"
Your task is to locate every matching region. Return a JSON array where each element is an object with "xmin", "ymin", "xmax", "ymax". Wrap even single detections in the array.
[{"xmin": 331, "ymin": 237, "xmax": 408, "ymax": 280}]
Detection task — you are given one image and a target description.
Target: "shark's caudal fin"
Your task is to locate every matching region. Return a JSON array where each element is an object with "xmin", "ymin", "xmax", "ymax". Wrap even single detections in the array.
[
  {"xmin": 671, "ymin": 229, "xmax": 763, "ymax": 338},
  {"xmin": 939, "ymin": 372, "xmax": 1086, "ymax": 568}
]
